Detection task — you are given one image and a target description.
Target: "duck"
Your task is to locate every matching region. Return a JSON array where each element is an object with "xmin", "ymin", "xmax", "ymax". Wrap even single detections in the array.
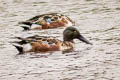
[
  {"xmin": 19, "ymin": 13, "xmax": 75, "ymax": 30},
  {"xmin": 12, "ymin": 27, "xmax": 92, "ymax": 54}
]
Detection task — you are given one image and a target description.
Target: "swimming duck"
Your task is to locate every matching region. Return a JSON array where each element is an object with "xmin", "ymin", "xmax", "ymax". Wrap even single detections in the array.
[
  {"xmin": 12, "ymin": 27, "xmax": 92, "ymax": 54},
  {"xmin": 19, "ymin": 13, "xmax": 75, "ymax": 30}
]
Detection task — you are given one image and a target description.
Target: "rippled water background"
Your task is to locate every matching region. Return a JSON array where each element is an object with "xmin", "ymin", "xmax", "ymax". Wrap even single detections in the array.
[{"xmin": 0, "ymin": 0, "xmax": 120, "ymax": 80}]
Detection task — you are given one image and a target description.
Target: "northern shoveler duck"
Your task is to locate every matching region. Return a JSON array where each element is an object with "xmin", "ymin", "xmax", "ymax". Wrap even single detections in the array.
[
  {"xmin": 12, "ymin": 27, "xmax": 92, "ymax": 54},
  {"xmin": 19, "ymin": 13, "xmax": 75, "ymax": 30}
]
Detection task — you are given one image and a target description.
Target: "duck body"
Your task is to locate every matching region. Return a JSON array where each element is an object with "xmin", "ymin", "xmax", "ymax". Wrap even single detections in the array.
[
  {"xmin": 19, "ymin": 13, "xmax": 75, "ymax": 30},
  {"xmin": 13, "ymin": 36, "xmax": 74, "ymax": 54},
  {"xmin": 12, "ymin": 27, "xmax": 92, "ymax": 54}
]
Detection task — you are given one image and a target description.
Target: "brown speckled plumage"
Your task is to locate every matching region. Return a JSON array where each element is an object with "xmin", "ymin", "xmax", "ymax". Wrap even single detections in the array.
[{"xmin": 19, "ymin": 13, "xmax": 75, "ymax": 30}]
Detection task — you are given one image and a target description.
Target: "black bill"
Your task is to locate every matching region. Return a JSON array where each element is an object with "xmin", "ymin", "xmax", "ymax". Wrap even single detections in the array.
[{"xmin": 78, "ymin": 35, "xmax": 92, "ymax": 45}]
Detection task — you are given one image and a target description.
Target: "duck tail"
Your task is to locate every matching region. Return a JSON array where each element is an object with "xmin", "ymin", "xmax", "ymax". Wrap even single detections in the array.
[
  {"xmin": 19, "ymin": 21, "xmax": 32, "ymax": 30},
  {"xmin": 21, "ymin": 26, "xmax": 30, "ymax": 30},
  {"xmin": 10, "ymin": 36, "xmax": 28, "ymax": 45},
  {"xmin": 19, "ymin": 21, "xmax": 32, "ymax": 26},
  {"xmin": 11, "ymin": 43, "xmax": 24, "ymax": 54}
]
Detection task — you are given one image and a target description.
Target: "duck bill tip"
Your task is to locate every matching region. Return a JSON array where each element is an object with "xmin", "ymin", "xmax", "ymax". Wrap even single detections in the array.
[{"xmin": 78, "ymin": 36, "xmax": 92, "ymax": 45}]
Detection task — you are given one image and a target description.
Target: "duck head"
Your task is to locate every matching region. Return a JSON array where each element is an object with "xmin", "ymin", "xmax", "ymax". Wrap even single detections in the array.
[{"xmin": 63, "ymin": 27, "xmax": 92, "ymax": 45}]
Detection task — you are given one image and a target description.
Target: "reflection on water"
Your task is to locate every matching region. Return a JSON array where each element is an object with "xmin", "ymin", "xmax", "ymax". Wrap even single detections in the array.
[{"xmin": 0, "ymin": 0, "xmax": 120, "ymax": 80}]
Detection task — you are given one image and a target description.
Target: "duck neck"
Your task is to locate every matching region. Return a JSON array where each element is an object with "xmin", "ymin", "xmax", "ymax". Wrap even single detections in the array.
[{"xmin": 63, "ymin": 37, "xmax": 74, "ymax": 43}]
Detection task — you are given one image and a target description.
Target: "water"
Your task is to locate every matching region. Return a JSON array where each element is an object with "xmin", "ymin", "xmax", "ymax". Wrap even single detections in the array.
[{"xmin": 0, "ymin": 0, "xmax": 120, "ymax": 80}]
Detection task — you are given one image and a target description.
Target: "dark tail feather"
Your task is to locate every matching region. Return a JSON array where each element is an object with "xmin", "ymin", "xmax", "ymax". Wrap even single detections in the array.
[
  {"xmin": 19, "ymin": 21, "xmax": 32, "ymax": 26},
  {"xmin": 10, "ymin": 37, "xmax": 28, "ymax": 45},
  {"xmin": 13, "ymin": 40, "xmax": 27, "ymax": 45},
  {"xmin": 11, "ymin": 36, "xmax": 24, "ymax": 40},
  {"xmin": 12, "ymin": 44, "xmax": 24, "ymax": 54},
  {"xmin": 21, "ymin": 26, "xmax": 30, "ymax": 30}
]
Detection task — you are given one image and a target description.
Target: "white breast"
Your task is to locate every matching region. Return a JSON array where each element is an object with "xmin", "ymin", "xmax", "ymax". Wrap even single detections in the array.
[{"xmin": 65, "ymin": 21, "xmax": 73, "ymax": 27}]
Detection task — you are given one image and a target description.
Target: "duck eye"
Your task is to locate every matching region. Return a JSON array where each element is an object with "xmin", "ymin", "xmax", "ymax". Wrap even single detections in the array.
[{"xmin": 73, "ymin": 30, "xmax": 77, "ymax": 32}]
